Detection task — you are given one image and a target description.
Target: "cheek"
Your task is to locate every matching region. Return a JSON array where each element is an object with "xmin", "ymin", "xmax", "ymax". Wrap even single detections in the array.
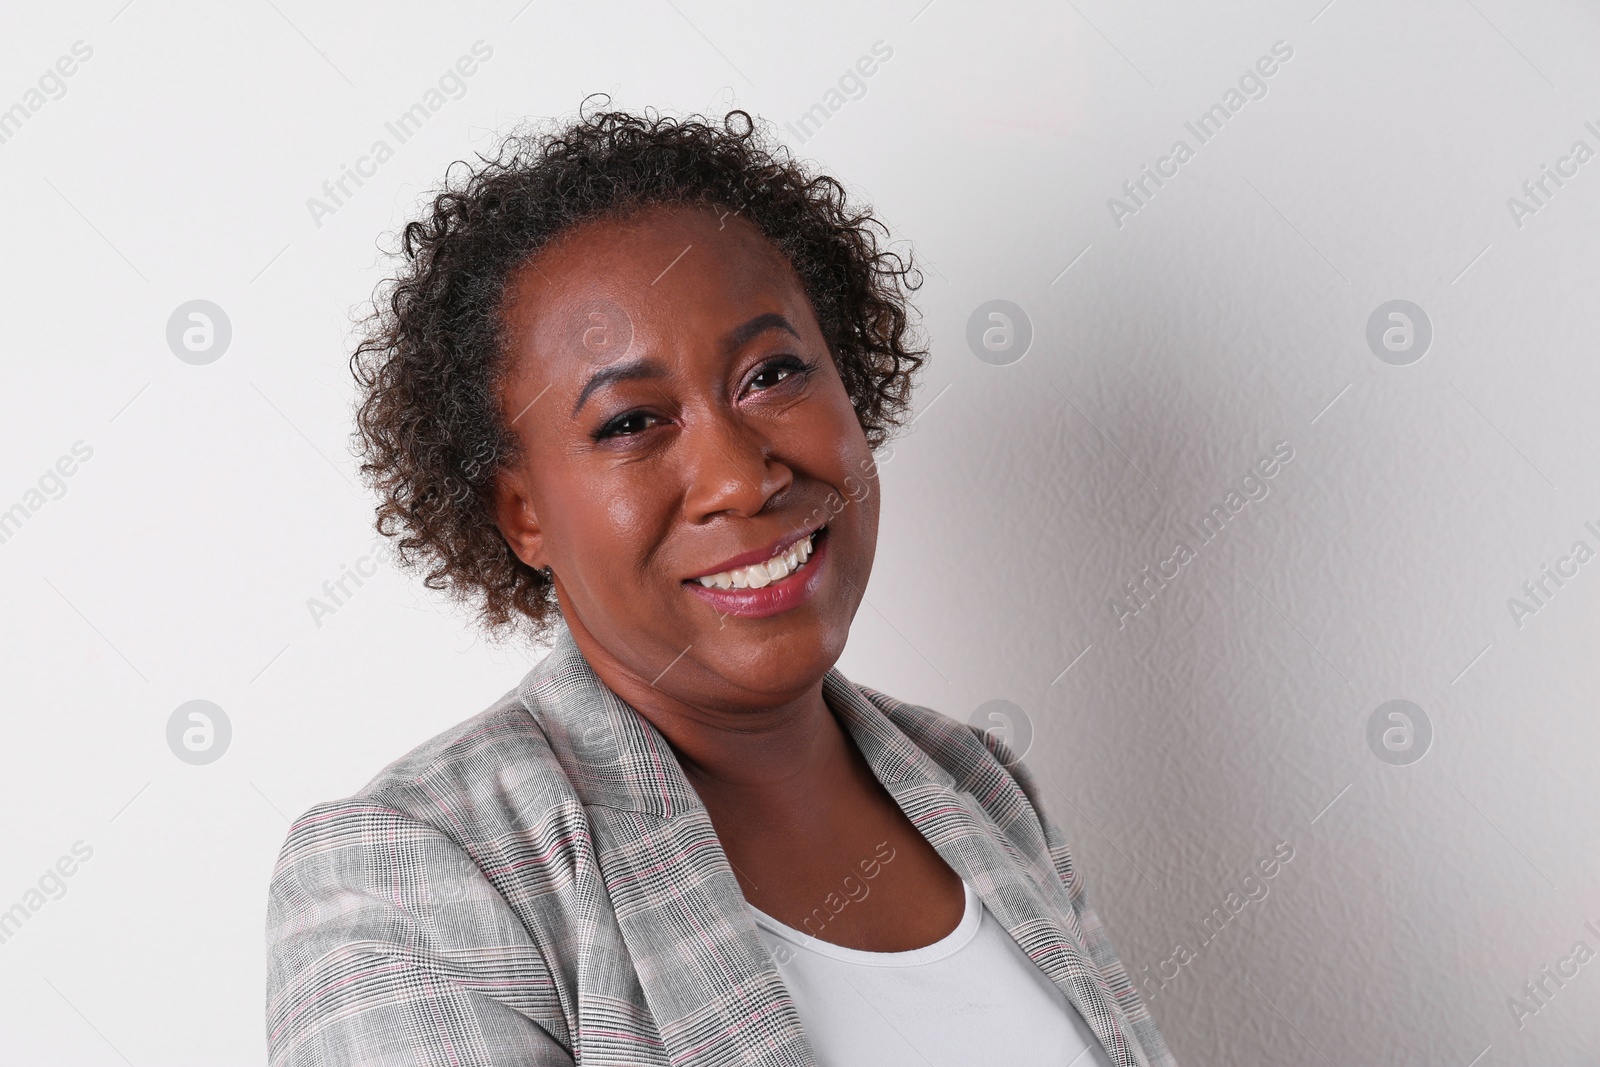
[
  {"xmin": 813, "ymin": 415, "xmax": 879, "ymax": 549},
  {"xmin": 538, "ymin": 463, "xmax": 670, "ymax": 575},
  {"xmin": 583, "ymin": 473, "xmax": 673, "ymax": 564},
  {"xmin": 850, "ymin": 473, "xmax": 881, "ymax": 551},
  {"xmin": 828, "ymin": 424, "xmax": 876, "ymax": 505},
  {"xmin": 604, "ymin": 489, "xmax": 648, "ymax": 537},
  {"xmin": 808, "ymin": 370, "xmax": 873, "ymax": 467}
]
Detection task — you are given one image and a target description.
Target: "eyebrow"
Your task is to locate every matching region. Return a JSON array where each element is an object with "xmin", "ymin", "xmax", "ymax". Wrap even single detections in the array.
[
  {"xmin": 723, "ymin": 312, "xmax": 801, "ymax": 354},
  {"xmin": 571, "ymin": 359, "xmax": 667, "ymax": 416},
  {"xmin": 569, "ymin": 313, "xmax": 803, "ymax": 417}
]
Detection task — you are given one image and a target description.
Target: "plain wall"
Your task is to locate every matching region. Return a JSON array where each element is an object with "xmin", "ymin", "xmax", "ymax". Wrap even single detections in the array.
[{"xmin": 2, "ymin": 0, "xmax": 1597, "ymax": 1063}]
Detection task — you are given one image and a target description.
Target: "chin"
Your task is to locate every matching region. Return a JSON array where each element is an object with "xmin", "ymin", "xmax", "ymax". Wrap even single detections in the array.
[
  {"xmin": 703, "ymin": 609, "xmax": 851, "ymax": 705},
  {"xmin": 676, "ymin": 521, "xmax": 869, "ymax": 698},
  {"xmin": 688, "ymin": 588, "xmax": 857, "ymax": 697}
]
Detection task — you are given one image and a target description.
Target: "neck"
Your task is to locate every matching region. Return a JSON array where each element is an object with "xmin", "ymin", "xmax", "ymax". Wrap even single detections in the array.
[{"xmin": 557, "ymin": 604, "xmax": 856, "ymax": 809}]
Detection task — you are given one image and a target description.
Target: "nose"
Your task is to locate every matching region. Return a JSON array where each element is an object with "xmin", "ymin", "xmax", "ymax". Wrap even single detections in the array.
[{"xmin": 680, "ymin": 408, "xmax": 793, "ymax": 522}]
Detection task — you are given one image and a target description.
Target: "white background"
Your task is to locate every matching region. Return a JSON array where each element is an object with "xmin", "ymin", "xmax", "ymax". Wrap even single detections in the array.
[{"xmin": 3, "ymin": 0, "xmax": 1599, "ymax": 1063}]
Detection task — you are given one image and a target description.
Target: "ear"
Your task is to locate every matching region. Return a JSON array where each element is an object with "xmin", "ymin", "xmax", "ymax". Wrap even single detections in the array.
[{"xmin": 492, "ymin": 467, "xmax": 549, "ymax": 571}]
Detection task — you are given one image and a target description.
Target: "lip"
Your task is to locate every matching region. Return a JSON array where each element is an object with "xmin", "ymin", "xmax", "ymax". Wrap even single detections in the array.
[
  {"xmin": 684, "ymin": 527, "xmax": 829, "ymax": 619},
  {"xmin": 684, "ymin": 524, "xmax": 825, "ymax": 581}
]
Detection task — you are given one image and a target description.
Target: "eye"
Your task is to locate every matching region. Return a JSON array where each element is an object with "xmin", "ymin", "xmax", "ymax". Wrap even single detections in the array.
[
  {"xmin": 747, "ymin": 356, "xmax": 813, "ymax": 395},
  {"xmin": 594, "ymin": 410, "xmax": 664, "ymax": 440}
]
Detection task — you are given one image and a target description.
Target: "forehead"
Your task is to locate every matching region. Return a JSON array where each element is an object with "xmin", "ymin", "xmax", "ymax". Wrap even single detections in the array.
[{"xmin": 499, "ymin": 205, "xmax": 808, "ymax": 370}]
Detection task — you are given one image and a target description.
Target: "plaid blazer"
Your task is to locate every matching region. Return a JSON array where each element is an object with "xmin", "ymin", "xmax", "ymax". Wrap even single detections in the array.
[{"xmin": 266, "ymin": 624, "xmax": 1177, "ymax": 1067}]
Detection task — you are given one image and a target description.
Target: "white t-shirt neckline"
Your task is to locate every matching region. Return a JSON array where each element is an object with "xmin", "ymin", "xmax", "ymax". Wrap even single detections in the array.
[
  {"xmin": 745, "ymin": 879, "xmax": 1117, "ymax": 1066},
  {"xmin": 745, "ymin": 879, "xmax": 982, "ymax": 967}
]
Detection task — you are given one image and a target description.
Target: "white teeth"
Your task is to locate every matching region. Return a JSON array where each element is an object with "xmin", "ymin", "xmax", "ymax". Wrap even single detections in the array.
[{"xmin": 694, "ymin": 531, "xmax": 819, "ymax": 591}]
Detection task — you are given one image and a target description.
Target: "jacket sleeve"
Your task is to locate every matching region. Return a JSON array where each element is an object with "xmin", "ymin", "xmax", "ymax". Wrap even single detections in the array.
[
  {"xmin": 265, "ymin": 798, "xmax": 574, "ymax": 1066},
  {"xmin": 976, "ymin": 730, "xmax": 1180, "ymax": 1067}
]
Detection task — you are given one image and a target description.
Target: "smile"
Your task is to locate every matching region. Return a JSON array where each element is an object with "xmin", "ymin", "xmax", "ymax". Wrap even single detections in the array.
[
  {"xmin": 694, "ymin": 530, "xmax": 818, "ymax": 589},
  {"xmin": 684, "ymin": 527, "xmax": 830, "ymax": 619}
]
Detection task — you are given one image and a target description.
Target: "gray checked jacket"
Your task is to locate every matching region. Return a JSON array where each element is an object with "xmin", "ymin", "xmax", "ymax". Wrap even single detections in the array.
[{"xmin": 265, "ymin": 624, "xmax": 1178, "ymax": 1066}]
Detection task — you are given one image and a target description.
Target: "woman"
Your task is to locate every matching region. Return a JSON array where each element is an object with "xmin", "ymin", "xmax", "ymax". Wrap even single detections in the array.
[{"xmin": 266, "ymin": 106, "xmax": 1176, "ymax": 1067}]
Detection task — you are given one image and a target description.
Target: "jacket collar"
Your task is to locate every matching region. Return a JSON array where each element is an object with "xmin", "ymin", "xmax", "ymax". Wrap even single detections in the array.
[
  {"xmin": 519, "ymin": 622, "xmax": 703, "ymax": 818},
  {"xmin": 519, "ymin": 623, "xmax": 961, "ymax": 814},
  {"xmin": 517, "ymin": 622, "xmax": 1151, "ymax": 1067}
]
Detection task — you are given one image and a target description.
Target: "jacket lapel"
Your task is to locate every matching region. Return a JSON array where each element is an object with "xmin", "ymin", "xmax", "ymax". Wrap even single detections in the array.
[
  {"xmin": 874, "ymin": 778, "xmax": 1151, "ymax": 1067},
  {"xmin": 523, "ymin": 627, "xmax": 818, "ymax": 1067},
  {"xmin": 822, "ymin": 673, "xmax": 1153, "ymax": 1067},
  {"xmin": 523, "ymin": 625, "xmax": 1147, "ymax": 1067}
]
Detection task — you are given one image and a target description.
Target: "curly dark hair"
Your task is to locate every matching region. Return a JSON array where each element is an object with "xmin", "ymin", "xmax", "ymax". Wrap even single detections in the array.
[{"xmin": 350, "ymin": 102, "xmax": 927, "ymax": 643}]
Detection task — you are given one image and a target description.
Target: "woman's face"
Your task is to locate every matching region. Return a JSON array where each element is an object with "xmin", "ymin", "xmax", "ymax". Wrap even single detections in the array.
[{"xmin": 493, "ymin": 204, "xmax": 879, "ymax": 712}]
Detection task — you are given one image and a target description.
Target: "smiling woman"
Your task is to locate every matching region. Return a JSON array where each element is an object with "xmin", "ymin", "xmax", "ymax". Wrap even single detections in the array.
[{"xmin": 263, "ymin": 104, "xmax": 1177, "ymax": 1067}]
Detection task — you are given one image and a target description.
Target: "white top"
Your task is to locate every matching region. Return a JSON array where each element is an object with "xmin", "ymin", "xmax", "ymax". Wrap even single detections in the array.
[{"xmin": 747, "ymin": 880, "xmax": 1117, "ymax": 1066}]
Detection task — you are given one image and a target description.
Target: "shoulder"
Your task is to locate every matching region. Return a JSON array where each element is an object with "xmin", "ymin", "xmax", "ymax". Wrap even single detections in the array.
[
  {"xmin": 358, "ymin": 683, "xmax": 573, "ymax": 827},
  {"xmin": 269, "ymin": 675, "xmax": 592, "ymax": 918},
  {"xmin": 283, "ymin": 683, "xmax": 576, "ymax": 845},
  {"xmin": 265, "ymin": 681, "xmax": 579, "ymax": 1062}
]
